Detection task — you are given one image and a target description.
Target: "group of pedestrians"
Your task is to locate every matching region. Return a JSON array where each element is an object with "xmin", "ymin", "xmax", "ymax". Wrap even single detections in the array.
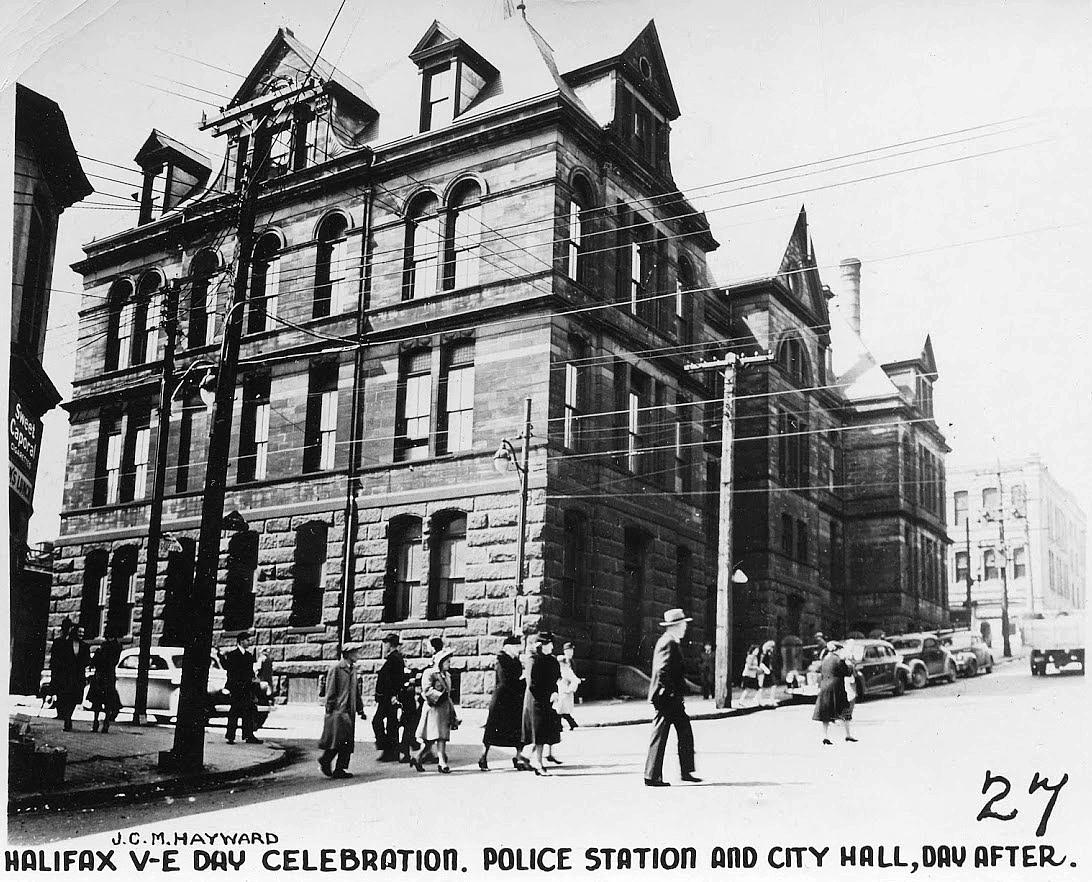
[{"xmin": 48, "ymin": 618, "xmax": 122, "ymax": 734}]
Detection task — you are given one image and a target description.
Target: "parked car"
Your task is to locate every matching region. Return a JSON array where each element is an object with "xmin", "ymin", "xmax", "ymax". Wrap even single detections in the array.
[
  {"xmin": 786, "ymin": 639, "xmax": 909, "ymax": 701},
  {"xmin": 1024, "ymin": 613, "xmax": 1085, "ymax": 676},
  {"xmin": 940, "ymin": 631, "xmax": 994, "ymax": 677},
  {"xmin": 71, "ymin": 646, "xmax": 274, "ymax": 726},
  {"xmin": 888, "ymin": 633, "xmax": 958, "ymax": 688}
]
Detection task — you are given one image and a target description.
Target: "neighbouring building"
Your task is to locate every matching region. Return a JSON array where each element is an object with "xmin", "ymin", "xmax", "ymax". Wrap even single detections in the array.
[
  {"xmin": 946, "ymin": 455, "xmax": 1086, "ymax": 651},
  {"xmin": 9, "ymin": 84, "xmax": 92, "ymax": 694},
  {"xmin": 721, "ymin": 212, "xmax": 950, "ymax": 672},
  {"xmin": 54, "ymin": 12, "xmax": 726, "ymax": 704}
]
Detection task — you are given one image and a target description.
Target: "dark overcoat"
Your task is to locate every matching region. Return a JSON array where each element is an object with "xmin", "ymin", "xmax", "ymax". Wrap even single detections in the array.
[
  {"xmin": 521, "ymin": 652, "xmax": 562, "ymax": 746},
  {"xmin": 483, "ymin": 652, "xmax": 525, "ymax": 747},
  {"xmin": 50, "ymin": 637, "xmax": 91, "ymax": 717},
  {"xmin": 812, "ymin": 653, "xmax": 852, "ymax": 722},
  {"xmin": 318, "ymin": 659, "xmax": 362, "ymax": 751}
]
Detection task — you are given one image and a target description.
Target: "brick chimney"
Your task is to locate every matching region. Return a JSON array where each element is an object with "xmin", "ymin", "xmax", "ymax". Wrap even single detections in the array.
[{"xmin": 839, "ymin": 258, "xmax": 862, "ymax": 335}]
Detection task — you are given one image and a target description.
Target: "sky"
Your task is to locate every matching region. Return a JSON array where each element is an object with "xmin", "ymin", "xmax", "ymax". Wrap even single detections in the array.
[{"xmin": 13, "ymin": 0, "xmax": 1092, "ymax": 555}]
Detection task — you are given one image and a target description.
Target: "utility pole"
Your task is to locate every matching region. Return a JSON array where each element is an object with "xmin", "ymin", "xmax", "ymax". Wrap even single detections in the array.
[
  {"xmin": 514, "ymin": 397, "xmax": 532, "ymax": 632},
  {"xmin": 133, "ymin": 279, "xmax": 180, "ymax": 724},
  {"xmin": 685, "ymin": 351, "xmax": 771, "ymax": 708},
  {"xmin": 996, "ymin": 468, "xmax": 1012, "ymax": 658},
  {"xmin": 160, "ymin": 129, "xmax": 264, "ymax": 773},
  {"xmin": 963, "ymin": 518, "xmax": 974, "ymax": 628}
]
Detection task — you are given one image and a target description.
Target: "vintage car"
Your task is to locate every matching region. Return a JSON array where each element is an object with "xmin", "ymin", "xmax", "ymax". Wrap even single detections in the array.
[
  {"xmin": 887, "ymin": 633, "xmax": 958, "ymax": 688},
  {"xmin": 939, "ymin": 630, "xmax": 994, "ymax": 677},
  {"xmin": 54, "ymin": 646, "xmax": 275, "ymax": 726},
  {"xmin": 786, "ymin": 639, "xmax": 909, "ymax": 701}
]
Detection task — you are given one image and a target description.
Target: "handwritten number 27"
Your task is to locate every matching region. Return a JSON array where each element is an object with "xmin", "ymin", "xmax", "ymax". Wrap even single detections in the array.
[{"xmin": 978, "ymin": 770, "xmax": 1068, "ymax": 837}]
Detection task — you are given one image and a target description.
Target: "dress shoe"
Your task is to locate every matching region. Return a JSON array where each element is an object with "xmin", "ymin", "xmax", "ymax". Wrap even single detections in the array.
[
  {"xmin": 438, "ymin": 765, "xmax": 451, "ymax": 774},
  {"xmin": 398, "ymin": 755, "xmax": 411, "ymax": 764},
  {"xmin": 822, "ymin": 738, "xmax": 833, "ymax": 745},
  {"xmin": 243, "ymin": 737, "xmax": 263, "ymax": 744},
  {"xmin": 331, "ymin": 769, "xmax": 354, "ymax": 779},
  {"xmin": 681, "ymin": 773, "xmax": 702, "ymax": 783},
  {"xmin": 845, "ymin": 736, "xmax": 858, "ymax": 743},
  {"xmin": 644, "ymin": 778, "xmax": 670, "ymax": 787},
  {"xmin": 532, "ymin": 766, "xmax": 549, "ymax": 776},
  {"xmin": 546, "ymin": 755, "xmax": 562, "ymax": 765},
  {"xmin": 410, "ymin": 757, "xmax": 425, "ymax": 772},
  {"xmin": 478, "ymin": 756, "xmax": 489, "ymax": 771},
  {"xmin": 318, "ymin": 759, "xmax": 333, "ymax": 778}
]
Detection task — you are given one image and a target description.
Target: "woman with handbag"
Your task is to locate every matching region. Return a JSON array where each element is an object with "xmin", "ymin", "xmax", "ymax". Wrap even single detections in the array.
[
  {"xmin": 521, "ymin": 632, "xmax": 562, "ymax": 775},
  {"xmin": 812, "ymin": 641, "xmax": 857, "ymax": 744},
  {"xmin": 757, "ymin": 639, "xmax": 777, "ymax": 706},
  {"xmin": 411, "ymin": 648, "xmax": 459, "ymax": 774}
]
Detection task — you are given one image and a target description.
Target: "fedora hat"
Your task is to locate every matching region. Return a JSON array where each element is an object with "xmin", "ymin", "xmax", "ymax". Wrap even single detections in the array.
[
  {"xmin": 659, "ymin": 608, "xmax": 693, "ymax": 627},
  {"xmin": 382, "ymin": 633, "xmax": 401, "ymax": 646}
]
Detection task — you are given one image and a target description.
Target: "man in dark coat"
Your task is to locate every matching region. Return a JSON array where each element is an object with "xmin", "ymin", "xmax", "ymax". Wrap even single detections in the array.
[
  {"xmin": 644, "ymin": 609, "xmax": 701, "ymax": 787},
  {"xmin": 318, "ymin": 642, "xmax": 364, "ymax": 778},
  {"xmin": 373, "ymin": 633, "xmax": 405, "ymax": 762},
  {"xmin": 51, "ymin": 621, "xmax": 91, "ymax": 731},
  {"xmin": 397, "ymin": 671, "xmax": 422, "ymax": 763},
  {"xmin": 222, "ymin": 631, "xmax": 262, "ymax": 744}
]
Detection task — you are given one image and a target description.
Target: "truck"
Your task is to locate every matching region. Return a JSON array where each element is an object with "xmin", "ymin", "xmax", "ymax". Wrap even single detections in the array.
[{"xmin": 1023, "ymin": 613, "xmax": 1085, "ymax": 676}]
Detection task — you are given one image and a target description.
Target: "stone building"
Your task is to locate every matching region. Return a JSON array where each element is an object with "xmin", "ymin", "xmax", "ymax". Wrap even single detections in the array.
[
  {"xmin": 54, "ymin": 13, "xmax": 724, "ymax": 704},
  {"xmin": 9, "ymin": 84, "xmax": 91, "ymax": 694},
  {"xmin": 946, "ymin": 455, "xmax": 1086, "ymax": 650},
  {"xmin": 719, "ymin": 209, "xmax": 950, "ymax": 668}
]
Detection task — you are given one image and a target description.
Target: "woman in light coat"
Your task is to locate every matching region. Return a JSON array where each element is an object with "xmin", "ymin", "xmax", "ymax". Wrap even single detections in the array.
[
  {"xmin": 554, "ymin": 641, "xmax": 582, "ymax": 731},
  {"xmin": 812, "ymin": 641, "xmax": 857, "ymax": 744},
  {"xmin": 411, "ymin": 648, "xmax": 458, "ymax": 773}
]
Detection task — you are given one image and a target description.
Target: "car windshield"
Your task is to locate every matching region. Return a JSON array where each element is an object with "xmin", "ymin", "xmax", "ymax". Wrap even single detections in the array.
[
  {"xmin": 889, "ymin": 639, "xmax": 921, "ymax": 652},
  {"xmin": 842, "ymin": 644, "xmax": 866, "ymax": 662},
  {"xmin": 944, "ymin": 634, "xmax": 974, "ymax": 649}
]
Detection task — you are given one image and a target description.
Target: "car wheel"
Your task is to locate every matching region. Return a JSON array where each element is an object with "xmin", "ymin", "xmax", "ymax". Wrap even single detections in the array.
[
  {"xmin": 947, "ymin": 663, "xmax": 958, "ymax": 684},
  {"xmin": 893, "ymin": 673, "xmax": 906, "ymax": 696},
  {"xmin": 911, "ymin": 666, "xmax": 928, "ymax": 689},
  {"xmin": 966, "ymin": 659, "xmax": 978, "ymax": 678}
]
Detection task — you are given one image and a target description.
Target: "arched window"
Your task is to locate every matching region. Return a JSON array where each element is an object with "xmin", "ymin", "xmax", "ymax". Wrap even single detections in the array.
[
  {"xmin": 561, "ymin": 511, "xmax": 587, "ymax": 619},
  {"xmin": 567, "ymin": 176, "xmax": 594, "ymax": 285},
  {"xmin": 133, "ymin": 272, "xmax": 162, "ymax": 365},
  {"xmin": 445, "ymin": 181, "xmax": 482, "ymax": 291},
  {"xmin": 676, "ymin": 255, "xmax": 694, "ymax": 342},
  {"xmin": 290, "ymin": 521, "xmax": 328, "ymax": 627},
  {"xmin": 778, "ymin": 336, "xmax": 810, "ymax": 386},
  {"xmin": 248, "ymin": 233, "xmax": 282, "ymax": 333},
  {"xmin": 314, "ymin": 214, "xmax": 350, "ymax": 318},
  {"xmin": 384, "ymin": 516, "xmax": 423, "ymax": 622},
  {"xmin": 429, "ymin": 512, "xmax": 467, "ymax": 619},
  {"xmin": 79, "ymin": 550, "xmax": 110, "ymax": 638},
  {"xmin": 403, "ymin": 193, "xmax": 441, "ymax": 301},
  {"xmin": 188, "ymin": 250, "xmax": 218, "ymax": 348},
  {"xmin": 222, "ymin": 530, "xmax": 259, "ymax": 633},
  {"xmin": 105, "ymin": 280, "xmax": 135, "ymax": 371},
  {"xmin": 106, "ymin": 545, "xmax": 139, "ymax": 638},
  {"xmin": 161, "ymin": 537, "xmax": 196, "ymax": 646}
]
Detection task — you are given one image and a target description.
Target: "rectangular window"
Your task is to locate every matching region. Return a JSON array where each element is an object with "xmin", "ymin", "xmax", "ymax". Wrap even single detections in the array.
[
  {"xmin": 319, "ymin": 389, "xmax": 337, "ymax": 470},
  {"xmin": 105, "ymin": 431, "xmax": 123, "ymax": 504},
  {"xmin": 564, "ymin": 361, "xmax": 581, "ymax": 451},
  {"xmin": 568, "ymin": 201, "xmax": 581, "ymax": 281},
  {"xmin": 395, "ymin": 523, "xmax": 423, "ymax": 621},
  {"xmin": 132, "ymin": 426, "xmax": 151, "ymax": 500},
  {"xmin": 265, "ymin": 124, "xmax": 293, "ymax": 179},
  {"xmin": 627, "ymin": 390, "xmax": 640, "ymax": 473},
  {"xmin": 1013, "ymin": 546, "xmax": 1027, "ymax": 579},
  {"xmin": 955, "ymin": 550, "xmax": 969, "ymax": 585},
  {"xmin": 440, "ymin": 343, "xmax": 474, "ymax": 454},
  {"xmin": 204, "ymin": 284, "xmax": 218, "ymax": 346},
  {"xmin": 396, "ymin": 350, "xmax": 432, "ymax": 461},
  {"xmin": 781, "ymin": 513, "xmax": 794, "ymax": 557},
  {"xmin": 238, "ymin": 377, "xmax": 271, "ymax": 482},
  {"xmin": 144, "ymin": 297, "xmax": 159, "ymax": 363},
  {"xmin": 175, "ymin": 409, "xmax": 193, "ymax": 493},
  {"xmin": 629, "ymin": 240, "xmax": 641, "ymax": 314},
  {"xmin": 778, "ymin": 410, "xmax": 808, "ymax": 489},
  {"xmin": 304, "ymin": 363, "xmax": 338, "ymax": 473},
  {"xmin": 674, "ymin": 402, "xmax": 689, "ymax": 494},
  {"xmin": 953, "ymin": 490, "xmax": 968, "ymax": 525},
  {"xmin": 410, "ymin": 214, "xmax": 441, "ymax": 300},
  {"xmin": 117, "ymin": 303, "xmax": 134, "ymax": 370},
  {"xmin": 982, "ymin": 486, "xmax": 999, "ymax": 511},
  {"xmin": 452, "ymin": 203, "xmax": 481, "ymax": 290},
  {"xmin": 329, "ymin": 235, "xmax": 351, "ymax": 313},
  {"xmin": 422, "ymin": 64, "xmax": 454, "ymax": 131},
  {"xmin": 983, "ymin": 548, "xmax": 998, "ymax": 581},
  {"xmin": 796, "ymin": 519, "xmax": 809, "ymax": 564}
]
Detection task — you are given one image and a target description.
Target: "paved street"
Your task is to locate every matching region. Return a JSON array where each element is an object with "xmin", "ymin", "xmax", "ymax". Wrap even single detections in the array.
[{"xmin": 9, "ymin": 665, "xmax": 1089, "ymax": 881}]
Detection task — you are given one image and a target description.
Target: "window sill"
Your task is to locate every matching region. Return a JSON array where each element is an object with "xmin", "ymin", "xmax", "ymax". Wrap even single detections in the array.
[
  {"xmin": 379, "ymin": 617, "xmax": 467, "ymax": 632},
  {"xmin": 287, "ymin": 626, "xmax": 326, "ymax": 635}
]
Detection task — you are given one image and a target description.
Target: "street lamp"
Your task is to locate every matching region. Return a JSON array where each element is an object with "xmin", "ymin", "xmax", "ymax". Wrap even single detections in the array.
[
  {"xmin": 731, "ymin": 567, "xmax": 749, "ymax": 585},
  {"xmin": 494, "ymin": 398, "xmax": 532, "ymax": 633}
]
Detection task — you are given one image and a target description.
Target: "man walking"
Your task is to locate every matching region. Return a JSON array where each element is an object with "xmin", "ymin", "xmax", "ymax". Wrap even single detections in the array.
[
  {"xmin": 644, "ymin": 608, "xmax": 701, "ymax": 787},
  {"xmin": 222, "ymin": 631, "xmax": 262, "ymax": 745},
  {"xmin": 319, "ymin": 642, "xmax": 365, "ymax": 779},
  {"xmin": 374, "ymin": 633, "xmax": 405, "ymax": 762}
]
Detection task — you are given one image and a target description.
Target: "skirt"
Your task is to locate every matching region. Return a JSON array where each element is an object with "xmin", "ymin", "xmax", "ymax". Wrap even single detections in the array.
[
  {"xmin": 812, "ymin": 681, "xmax": 852, "ymax": 722},
  {"xmin": 741, "ymin": 675, "xmax": 759, "ymax": 690},
  {"xmin": 521, "ymin": 694, "xmax": 561, "ymax": 746}
]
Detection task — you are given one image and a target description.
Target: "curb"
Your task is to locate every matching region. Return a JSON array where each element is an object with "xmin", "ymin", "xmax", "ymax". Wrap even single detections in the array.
[{"xmin": 8, "ymin": 744, "xmax": 294, "ymax": 813}]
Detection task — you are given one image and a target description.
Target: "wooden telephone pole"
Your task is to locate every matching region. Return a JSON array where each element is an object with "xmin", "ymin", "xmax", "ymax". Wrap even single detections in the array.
[{"xmin": 685, "ymin": 351, "xmax": 771, "ymax": 708}]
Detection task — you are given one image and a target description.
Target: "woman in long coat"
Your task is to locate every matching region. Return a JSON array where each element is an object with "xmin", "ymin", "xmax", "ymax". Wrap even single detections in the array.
[
  {"xmin": 521, "ymin": 632, "xmax": 562, "ymax": 775},
  {"xmin": 479, "ymin": 635, "xmax": 530, "ymax": 771},
  {"xmin": 50, "ymin": 622, "xmax": 91, "ymax": 731},
  {"xmin": 88, "ymin": 635, "xmax": 122, "ymax": 733},
  {"xmin": 812, "ymin": 642, "xmax": 857, "ymax": 744},
  {"xmin": 318, "ymin": 643, "xmax": 364, "ymax": 778},
  {"xmin": 554, "ymin": 641, "xmax": 582, "ymax": 731},
  {"xmin": 411, "ymin": 648, "xmax": 458, "ymax": 773}
]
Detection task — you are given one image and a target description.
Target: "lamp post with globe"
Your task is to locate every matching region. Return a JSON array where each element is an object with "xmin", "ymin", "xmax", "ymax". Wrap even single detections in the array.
[{"xmin": 493, "ymin": 398, "xmax": 533, "ymax": 633}]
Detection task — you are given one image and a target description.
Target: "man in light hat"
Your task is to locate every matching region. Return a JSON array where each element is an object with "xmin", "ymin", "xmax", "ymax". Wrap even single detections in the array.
[
  {"xmin": 374, "ymin": 633, "xmax": 405, "ymax": 762},
  {"xmin": 644, "ymin": 608, "xmax": 701, "ymax": 787},
  {"xmin": 318, "ymin": 641, "xmax": 365, "ymax": 779}
]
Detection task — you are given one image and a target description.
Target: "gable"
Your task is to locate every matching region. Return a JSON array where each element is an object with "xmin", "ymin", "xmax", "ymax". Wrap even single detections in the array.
[{"xmin": 619, "ymin": 21, "xmax": 680, "ymax": 119}]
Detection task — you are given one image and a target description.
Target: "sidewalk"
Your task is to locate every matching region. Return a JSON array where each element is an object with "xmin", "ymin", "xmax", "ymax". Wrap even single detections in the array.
[{"xmin": 8, "ymin": 707, "xmax": 289, "ymax": 812}]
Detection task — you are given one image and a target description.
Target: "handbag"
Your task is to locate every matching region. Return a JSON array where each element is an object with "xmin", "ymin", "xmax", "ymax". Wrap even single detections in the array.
[{"xmin": 844, "ymin": 676, "xmax": 857, "ymax": 703}]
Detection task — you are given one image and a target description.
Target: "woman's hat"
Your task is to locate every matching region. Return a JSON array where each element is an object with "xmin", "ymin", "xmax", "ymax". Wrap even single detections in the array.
[
  {"xmin": 434, "ymin": 647, "xmax": 456, "ymax": 665},
  {"xmin": 502, "ymin": 635, "xmax": 522, "ymax": 646},
  {"xmin": 659, "ymin": 608, "xmax": 693, "ymax": 627},
  {"xmin": 429, "ymin": 637, "xmax": 445, "ymax": 652},
  {"xmin": 563, "ymin": 641, "xmax": 575, "ymax": 650},
  {"xmin": 536, "ymin": 631, "xmax": 555, "ymax": 645},
  {"xmin": 762, "ymin": 639, "xmax": 776, "ymax": 650}
]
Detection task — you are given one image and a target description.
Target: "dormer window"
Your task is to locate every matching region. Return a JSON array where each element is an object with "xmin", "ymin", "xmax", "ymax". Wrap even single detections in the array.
[
  {"xmin": 134, "ymin": 130, "xmax": 211, "ymax": 225},
  {"xmin": 915, "ymin": 375, "xmax": 934, "ymax": 417},
  {"xmin": 410, "ymin": 21, "xmax": 498, "ymax": 134}
]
